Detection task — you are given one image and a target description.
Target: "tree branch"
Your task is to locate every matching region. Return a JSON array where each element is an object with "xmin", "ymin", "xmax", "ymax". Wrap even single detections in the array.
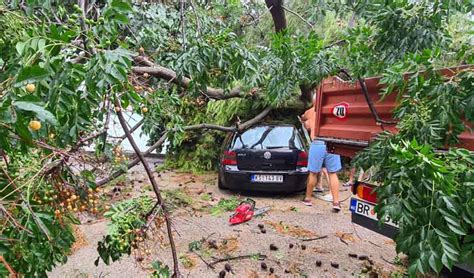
[
  {"xmin": 95, "ymin": 131, "xmax": 168, "ymax": 186},
  {"xmin": 132, "ymin": 57, "xmax": 244, "ymax": 100},
  {"xmin": 281, "ymin": 5, "xmax": 313, "ymax": 28},
  {"xmin": 115, "ymin": 102, "xmax": 180, "ymax": 277}
]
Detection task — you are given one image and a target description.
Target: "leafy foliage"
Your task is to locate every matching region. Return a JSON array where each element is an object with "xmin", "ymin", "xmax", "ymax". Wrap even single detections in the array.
[
  {"xmin": 354, "ymin": 55, "xmax": 473, "ymax": 275},
  {"xmin": 96, "ymin": 196, "xmax": 154, "ymax": 265}
]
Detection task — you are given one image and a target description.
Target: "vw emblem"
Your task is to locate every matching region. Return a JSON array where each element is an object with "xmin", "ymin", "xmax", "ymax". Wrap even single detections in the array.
[{"xmin": 263, "ymin": 152, "xmax": 271, "ymax": 159}]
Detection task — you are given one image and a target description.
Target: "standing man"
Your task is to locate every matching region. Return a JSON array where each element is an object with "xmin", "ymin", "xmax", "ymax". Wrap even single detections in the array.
[{"xmin": 301, "ymin": 140, "xmax": 342, "ymax": 212}]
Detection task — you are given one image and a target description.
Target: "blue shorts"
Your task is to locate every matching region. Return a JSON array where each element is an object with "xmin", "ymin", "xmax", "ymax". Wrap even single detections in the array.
[{"xmin": 308, "ymin": 140, "xmax": 342, "ymax": 173}]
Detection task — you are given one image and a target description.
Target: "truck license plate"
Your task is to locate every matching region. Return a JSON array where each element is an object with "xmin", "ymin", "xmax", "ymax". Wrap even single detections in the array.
[
  {"xmin": 350, "ymin": 198, "xmax": 398, "ymax": 227},
  {"xmin": 251, "ymin": 174, "xmax": 283, "ymax": 183}
]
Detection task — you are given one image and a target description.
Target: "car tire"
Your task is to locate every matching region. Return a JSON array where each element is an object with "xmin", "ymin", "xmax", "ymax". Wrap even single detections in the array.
[{"xmin": 218, "ymin": 176, "xmax": 227, "ymax": 190}]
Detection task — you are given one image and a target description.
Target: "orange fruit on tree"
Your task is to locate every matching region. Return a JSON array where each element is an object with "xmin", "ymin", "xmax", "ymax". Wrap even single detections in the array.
[
  {"xmin": 29, "ymin": 120, "xmax": 41, "ymax": 131},
  {"xmin": 26, "ymin": 83, "xmax": 36, "ymax": 93}
]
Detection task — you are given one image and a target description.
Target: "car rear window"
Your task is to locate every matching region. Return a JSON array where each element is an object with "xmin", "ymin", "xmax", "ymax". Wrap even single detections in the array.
[{"xmin": 231, "ymin": 126, "xmax": 304, "ymax": 150}]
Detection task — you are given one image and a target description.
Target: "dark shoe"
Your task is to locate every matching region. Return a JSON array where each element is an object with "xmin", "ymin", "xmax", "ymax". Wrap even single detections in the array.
[{"xmin": 332, "ymin": 202, "xmax": 341, "ymax": 212}]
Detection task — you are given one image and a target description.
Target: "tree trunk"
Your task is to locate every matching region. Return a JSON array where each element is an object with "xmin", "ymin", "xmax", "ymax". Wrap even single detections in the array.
[{"xmin": 265, "ymin": 0, "xmax": 287, "ymax": 32}]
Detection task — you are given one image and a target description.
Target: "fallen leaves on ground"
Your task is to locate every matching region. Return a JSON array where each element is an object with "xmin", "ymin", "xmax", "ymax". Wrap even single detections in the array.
[
  {"xmin": 69, "ymin": 225, "xmax": 88, "ymax": 254},
  {"xmin": 335, "ymin": 231, "xmax": 357, "ymax": 243},
  {"xmin": 265, "ymin": 221, "xmax": 316, "ymax": 238},
  {"xmin": 217, "ymin": 236, "xmax": 240, "ymax": 254}
]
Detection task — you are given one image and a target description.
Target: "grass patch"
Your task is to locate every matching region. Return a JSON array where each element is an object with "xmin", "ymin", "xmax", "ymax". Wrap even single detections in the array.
[
  {"xmin": 209, "ymin": 196, "xmax": 241, "ymax": 216},
  {"xmin": 199, "ymin": 193, "xmax": 212, "ymax": 201},
  {"xmin": 162, "ymin": 188, "xmax": 193, "ymax": 209}
]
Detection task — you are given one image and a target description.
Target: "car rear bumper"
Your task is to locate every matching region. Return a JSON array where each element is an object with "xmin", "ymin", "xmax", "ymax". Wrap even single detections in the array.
[{"xmin": 221, "ymin": 167, "xmax": 308, "ymax": 192}]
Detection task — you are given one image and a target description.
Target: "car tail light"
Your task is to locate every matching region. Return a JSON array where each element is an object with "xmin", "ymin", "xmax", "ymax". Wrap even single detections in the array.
[
  {"xmin": 297, "ymin": 151, "xmax": 308, "ymax": 167},
  {"xmin": 222, "ymin": 150, "xmax": 237, "ymax": 165},
  {"xmin": 352, "ymin": 182, "xmax": 377, "ymax": 203}
]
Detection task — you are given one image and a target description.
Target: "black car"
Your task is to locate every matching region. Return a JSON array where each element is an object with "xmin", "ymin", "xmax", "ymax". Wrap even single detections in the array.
[{"xmin": 218, "ymin": 124, "xmax": 309, "ymax": 193}]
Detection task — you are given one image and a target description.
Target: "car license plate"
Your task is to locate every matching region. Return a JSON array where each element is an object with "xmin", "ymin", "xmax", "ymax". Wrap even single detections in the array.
[
  {"xmin": 251, "ymin": 174, "xmax": 283, "ymax": 183},
  {"xmin": 350, "ymin": 198, "xmax": 398, "ymax": 227}
]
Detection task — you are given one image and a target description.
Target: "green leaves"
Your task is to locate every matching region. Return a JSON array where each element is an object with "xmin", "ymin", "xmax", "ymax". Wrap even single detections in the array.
[
  {"xmin": 15, "ymin": 65, "xmax": 49, "ymax": 84},
  {"xmin": 13, "ymin": 101, "xmax": 57, "ymax": 125}
]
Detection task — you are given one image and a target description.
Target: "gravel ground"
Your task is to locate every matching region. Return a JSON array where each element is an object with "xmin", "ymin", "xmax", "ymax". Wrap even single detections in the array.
[{"xmin": 50, "ymin": 161, "xmax": 404, "ymax": 278}]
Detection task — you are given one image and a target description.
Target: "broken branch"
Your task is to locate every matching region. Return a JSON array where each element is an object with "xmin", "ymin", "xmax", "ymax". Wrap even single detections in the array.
[{"xmin": 115, "ymin": 103, "xmax": 180, "ymax": 277}]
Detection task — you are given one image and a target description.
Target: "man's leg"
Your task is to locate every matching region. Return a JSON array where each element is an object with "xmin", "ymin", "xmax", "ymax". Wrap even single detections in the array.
[
  {"xmin": 304, "ymin": 172, "xmax": 318, "ymax": 202},
  {"xmin": 325, "ymin": 153, "xmax": 342, "ymax": 212},
  {"xmin": 328, "ymin": 172, "xmax": 340, "ymax": 204},
  {"xmin": 303, "ymin": 141, "xmax": 325, "ymax": 205}
]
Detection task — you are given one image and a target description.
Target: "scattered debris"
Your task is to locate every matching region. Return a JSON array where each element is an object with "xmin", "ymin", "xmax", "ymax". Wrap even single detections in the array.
[
  {"xmin": 331, "ymin": 262, "xmax": 339, "ymax": 269},
  {"xmin": 316, "ymin": 260, "xmax": 322, "ymax": 267},
  {"xmin": 261, "ymin": 262, "xmax": 268, "ymax": 270},
  {"xmin": 348, "ymin": 253, "xmax": 358, "ymax": 258},
  {"xmin": 258, "ymin": 223, "xmax": 264, "ymax": 229},
  {"xmin": 335, "ymin": 231, "xmax": 356, "ymax": 245},
  {"xmin": 301, "ymin": 244, "xmax": 306, "ymax": 250},
  {"xmin": 219, "ymin": 269, "xmax": 226, "ymax": 278},
  {"xmin": 289, "ymin": 243, "xmax": 294, "ymax": 249},
  {"xmin": 69, "ymin": 225, "xmax": 87, "ymax": 254},
  {"xmin": 217, "ymin": 237, "xmax": 240, "ymax": 254},
  {"xmin": 260, "ymin": 228, "xmax": 266, "ymax": 234},
  {"xmin": 266, "ymin": 221, "xmax": 316, "ymax": 238},
  {"xmin": 179, "ymin": 254, "xmax": 196, "ymax": 269},
  {"xmin": 269, "ymin": 267, "xmax": 275, "ymax": 274},
  {"xmin": 358, "ymin": 255, "xmax": 369, "ymax": 261}
]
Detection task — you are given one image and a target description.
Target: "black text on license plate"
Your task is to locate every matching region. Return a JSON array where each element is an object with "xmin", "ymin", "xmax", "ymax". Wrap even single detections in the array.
[
  {"xmin": 251, "ymin": 174, "xmax": 283, "ymax": 183},
  {"xmin": 350, "ymin": 198, "xmax": 398, "ymax": 227}
]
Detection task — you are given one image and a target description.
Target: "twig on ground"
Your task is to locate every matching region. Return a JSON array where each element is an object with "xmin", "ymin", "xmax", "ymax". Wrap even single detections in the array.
[
  {"xmin": 339, "ymin": 237, "xmax": 349, "ymax": 245},
  {"xmin": 300, "ymin": 235, "xmax": 328, "ymax": 242},
  {"xmin": 209, "ymin": 253, "xmax": 267, "ymax": 266},
  {"xmin": 381, "ymin": 256, "xmax": 397, "ymax": 266},
  {"xmin": 192, "ymin": 251, "xmax": 215, "ymax": 269},
  {"xmin": 368, "ymin": 240, "xmax": 382, "ymax": 248}
]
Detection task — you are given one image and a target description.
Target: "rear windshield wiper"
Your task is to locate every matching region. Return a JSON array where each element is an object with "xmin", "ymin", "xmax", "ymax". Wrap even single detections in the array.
[{"xmin": 266, "ymin": 146, "xmax": 290, "ymax": 149}]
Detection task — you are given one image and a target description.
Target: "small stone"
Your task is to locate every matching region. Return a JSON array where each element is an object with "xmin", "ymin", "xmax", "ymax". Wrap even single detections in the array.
[
  {"xmin": 330, "ymin": 262, "xmax": 339, "ymax": 269},
  {"xmin": 261, "ymin": 228, "xmax": 266, "ymax": 234},
  {"xmin": 284, "ymin": 269, "xmax": 290, "ymax": 273},
  {"xmin": 301, "ymin": 244, "xmax": 306, "ymax": 250},
  {"xmin": 261, "ymin": 262, "xmax": 268, "ymax": 270},
  {"xmin": 258, "ymin": 223, "xmax": 264, "ymax": 229},
  {"xmin": 348, "ymin": 253, "xmax": 358, "ymax": 258},
  {"xmin": 269, "ymin": 267, "xmax": 274, "ymax": 274},
  {"xmin": 289, "ymin": 243, "xmax": 294, "ymax": 249},
  {"xmin": 218, "ymin": 270, "xmax": 226, "ymax": 278},
  {"xmin": 269, "ymin": 244, "xmax": 278, "ymax": 251},
  {"xmin": 358, "ymin": 255, "xmax": 369, "ymax": 261},
  {"xmin": 209, "ymin": 240, "xmax": 218, "ymax": 249},
  {"xmin": 316, "ymin": 260, "xmax": 322, "ymax": 267}
]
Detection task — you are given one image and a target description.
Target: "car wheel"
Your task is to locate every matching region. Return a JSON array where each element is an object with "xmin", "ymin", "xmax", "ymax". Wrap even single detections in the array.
[{"xmin": 218, "ymin": 176, "xmax": 227, "ymax": 190}]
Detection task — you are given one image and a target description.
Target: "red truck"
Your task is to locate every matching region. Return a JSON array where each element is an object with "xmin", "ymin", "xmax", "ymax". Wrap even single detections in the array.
[{"xmin": 302, "ymin": 65, "xmax": 473, "ymax": 276}]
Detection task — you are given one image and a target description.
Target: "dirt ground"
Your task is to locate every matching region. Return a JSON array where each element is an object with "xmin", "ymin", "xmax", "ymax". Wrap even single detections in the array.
[{"xmin": 50, "ymin": 159, "xmax": 405, "ymax": 278}]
